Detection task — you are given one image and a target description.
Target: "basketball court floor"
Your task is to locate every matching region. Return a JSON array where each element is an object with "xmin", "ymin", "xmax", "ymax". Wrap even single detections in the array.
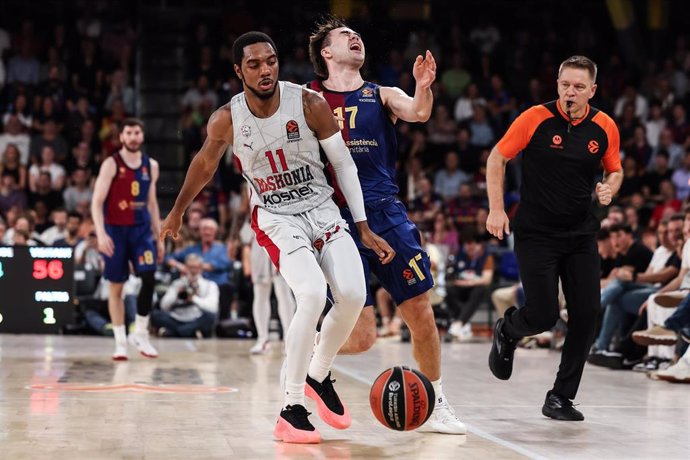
[{"xmin": 1, "ymin": 334, "xmax": 688, "ymax": 459}]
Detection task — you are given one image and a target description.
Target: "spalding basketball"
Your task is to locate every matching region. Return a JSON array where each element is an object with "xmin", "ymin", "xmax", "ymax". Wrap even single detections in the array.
[{"xmin": 369, "ymin": 366, "xmax": 435, "ymax": 431}]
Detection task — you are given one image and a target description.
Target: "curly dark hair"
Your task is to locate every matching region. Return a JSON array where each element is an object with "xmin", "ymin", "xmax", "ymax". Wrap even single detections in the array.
[
  {"xmin": 308, "ymin": 15, "xmax": 348, "ymax": 79},
  {"xmin": 232, "ymin": 31, "xmax": 278, "ymax": 66}
]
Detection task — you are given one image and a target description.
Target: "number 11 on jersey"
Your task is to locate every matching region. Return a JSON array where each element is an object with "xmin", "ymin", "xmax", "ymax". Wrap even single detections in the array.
[{"xmin": 265, "ymin": 149, "xmax": 289, "ymax": 174}]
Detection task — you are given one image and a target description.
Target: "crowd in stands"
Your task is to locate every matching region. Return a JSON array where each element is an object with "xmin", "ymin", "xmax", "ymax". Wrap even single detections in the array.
[{"xmin": 2, "ymin": 2, "xmax": 690, "ymax": 381}]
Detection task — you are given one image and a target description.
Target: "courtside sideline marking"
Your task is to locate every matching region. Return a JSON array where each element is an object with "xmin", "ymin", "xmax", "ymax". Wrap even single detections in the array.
[{"xmin": 334, "ymin": 363, "xmax": 548, "ymax": 460}]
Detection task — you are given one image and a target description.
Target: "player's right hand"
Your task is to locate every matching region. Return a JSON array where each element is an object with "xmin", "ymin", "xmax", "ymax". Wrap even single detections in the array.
[
  {"xmin": 97, "ymin": 233, "xmax": 115, "ymax": 258},
  {"xmin": 160, "ymin": 212, "xmax": 183, "ymax": 241},
  {"xmin": 486, "ymin": 209, "xmax": 511, "ymax": 240},
  {"xmin": 357, "ymin": 223, "xmax": 396, "ymax": 264}
]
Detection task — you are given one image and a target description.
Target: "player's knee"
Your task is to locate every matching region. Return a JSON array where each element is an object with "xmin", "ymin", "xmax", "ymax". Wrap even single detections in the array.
[
  {"xmin": 349, "ymin": 324, "xmax": 377, "ymax": 353},
  {"xmin": 406, "ymin": 307, "xmax": 437, "ymax": 340},
  {"xmin": 337, "ymin": 284, "xmax": 366, "ymax": 310},
  {"xmin": 294, "ymin": 282, "xmax": 327, "ymax": 310}
]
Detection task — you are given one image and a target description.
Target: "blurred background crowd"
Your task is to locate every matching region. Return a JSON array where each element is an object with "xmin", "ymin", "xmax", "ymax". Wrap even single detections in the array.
[{"xmin": 1, "ymin": 0, "xmax": 690, "ymax": 378}]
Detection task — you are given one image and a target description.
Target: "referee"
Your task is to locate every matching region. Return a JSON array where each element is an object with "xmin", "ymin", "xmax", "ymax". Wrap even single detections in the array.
[{"xmin": 486, "ymin": 55, "xmax": 623, "ymax": 421}]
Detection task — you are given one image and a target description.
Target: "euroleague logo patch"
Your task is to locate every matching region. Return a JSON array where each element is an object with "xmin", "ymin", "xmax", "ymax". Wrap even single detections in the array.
[
  {"xmin": 286, "ymin": 120, "xmax": 301, "ymax": 141},
  {"xmin": 402, "ymin": 269, "xmax": 417, "ymax": 285},
  {"xmin": 588, "ymin": 140, "xmax": 600, "ymax": 154}
]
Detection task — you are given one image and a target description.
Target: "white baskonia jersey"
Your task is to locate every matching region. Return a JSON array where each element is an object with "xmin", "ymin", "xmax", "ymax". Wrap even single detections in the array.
[{"xmin": 230, "ymin": 81, "xmax": 334, "ymax": 215}]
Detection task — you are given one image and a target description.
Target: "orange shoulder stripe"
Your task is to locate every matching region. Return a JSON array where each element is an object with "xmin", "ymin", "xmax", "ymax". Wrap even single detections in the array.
[
  {"xmin": 496, "ymin": 105, "xmax": 553, "ymax": 159},
  {"xmin": 592, "ymin": 111, "xmax": 622, "ymax": 173}
]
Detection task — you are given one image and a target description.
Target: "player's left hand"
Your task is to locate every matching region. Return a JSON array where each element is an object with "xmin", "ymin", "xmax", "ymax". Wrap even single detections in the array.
[
  {"xmin": 357, "ymin": 224, "xmax": 396, "ymax": 264},
  {"xmin": 596, "ymin": 182, "xmax": 612, "ymax": 205},
  {"xmin": 412, "ymin": 50, "xmax": 436, "ymax": 89}
]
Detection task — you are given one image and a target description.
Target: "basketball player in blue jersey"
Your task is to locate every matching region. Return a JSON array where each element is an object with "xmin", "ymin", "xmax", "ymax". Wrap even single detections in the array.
[
  {"xmin": 308, "ymin": 17, "xmax": 466, "ymax": 434},
  {"xmin": 92, "ymin": 118, "xmax": 163, "ymax": 360}
]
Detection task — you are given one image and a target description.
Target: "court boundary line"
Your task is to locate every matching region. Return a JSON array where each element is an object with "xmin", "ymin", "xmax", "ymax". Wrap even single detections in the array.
[{"xmin": 333, "ymin": 363, "xmax": 548, "ymax": 460}]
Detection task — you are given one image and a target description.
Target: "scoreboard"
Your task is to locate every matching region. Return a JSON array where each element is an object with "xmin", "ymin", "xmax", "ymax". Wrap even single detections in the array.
[{"xmin": 0, "ymin": 246, "xmax": 75, "ymax": 333}]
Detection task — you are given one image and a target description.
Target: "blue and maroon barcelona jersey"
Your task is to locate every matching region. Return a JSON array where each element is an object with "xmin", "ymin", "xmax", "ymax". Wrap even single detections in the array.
[
  {"xmin": 104, "ymin": 152, "xmax": 152, "ymax": 226},
  {"xmin": 309, "ymin": 81, "xmax": 399, "ymax": 205}
]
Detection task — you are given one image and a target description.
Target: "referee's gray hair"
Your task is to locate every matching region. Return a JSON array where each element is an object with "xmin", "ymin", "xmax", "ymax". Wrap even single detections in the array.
[{"xmin": 558, "ymin": 55, "xmax": 597, "ymax": 83}]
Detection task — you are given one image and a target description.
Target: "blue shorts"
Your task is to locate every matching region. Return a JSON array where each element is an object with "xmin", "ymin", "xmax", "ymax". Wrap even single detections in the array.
[
  {"xmin": 103, "ymin": 223, "xmax": 157, "ymax": 283},
  {"xmin": 343, "ymin": 198, "xmax": 434, "ymax": 306}
]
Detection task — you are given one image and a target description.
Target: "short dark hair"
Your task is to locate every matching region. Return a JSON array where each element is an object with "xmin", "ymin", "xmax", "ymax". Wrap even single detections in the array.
[
  {"xmin": 669, "ymin": 212, "xmax": 684, "ymax": 223},
  {"xmin": 232, "ymin": 31, "xmax": 278, "ymax": 66},
  {"xmin": 67, "ymin": 211, "xmax": 83, "ymax": 222},
  {"xmin": 656, "ymin": 149, "xmax": 669, "ymax": 160},
  {"xmin": 119, "ymin": 118, "xmax": 145, "ymax": 133},
  {"xmin": 558, "ymin": 55, "xmax": 597, "ymax": 83},
  {"xmin": 597, "ymin": 228, "xmax": 610, "ymax": 241},
  {"xmin": 609, "ymin": 223, "xmax": 633, "ymax": 234},
  {"xmin": 460, "ymin": 228, "xmax": 481, "ymax": 244},
  {"xmin": 309, "ymin": 15, "xmax": 348, "ymax": 79}
]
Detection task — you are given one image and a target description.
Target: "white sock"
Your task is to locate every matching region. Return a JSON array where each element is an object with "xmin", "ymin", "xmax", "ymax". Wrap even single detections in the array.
[
  {"xmin": 113, "ymin": 325, "xmax": 127, "ymax": 345},
  {"xmin": 307, "ymin": 352, "xmax": 331, "ymax": 383},
  {"xmin": 134, "ymin": 314, "xmax": 149, "ymax": 335},
  {"xmin": 431, "ymin": 378, "xmax": 444, "ymax": 406},
  {"xmin": 284, "ymin": 382, "xmax": 305, "ymax": 408}
]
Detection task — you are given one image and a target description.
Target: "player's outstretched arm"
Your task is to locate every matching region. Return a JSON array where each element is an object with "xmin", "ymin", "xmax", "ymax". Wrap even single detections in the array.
[
  {"xmin": 91, "ymin": 157, "xmax": 117, "ymax": 257},
  {"xmin": 380, "ymin": 50, "xmax": 436, "ymax": 123},
  {"xmin": 303, "ymin": 89, "xmax": 395, "ymax": 264},
  {"xmin": 160, "ymin": 105, "xmax": 233, "ymax": 241}
]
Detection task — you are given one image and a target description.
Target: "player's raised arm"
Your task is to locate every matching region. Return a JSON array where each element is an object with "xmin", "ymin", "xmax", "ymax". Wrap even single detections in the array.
[
  {"xmin": 160, "ymin": 105, "xmax": 233, "ymax": 241},
  {"xmin": 91, "ymin": 156, "xmax": 117, "ymax": 257},
  {"xmin": 380, "ymin": 50, "xmax": 436, "ymax": 123},
  {"xmin": 302, "ymin": 89, "xmax": 395, "ymax": 264}
]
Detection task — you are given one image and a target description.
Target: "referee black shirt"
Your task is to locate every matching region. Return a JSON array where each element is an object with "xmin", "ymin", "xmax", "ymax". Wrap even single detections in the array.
[{"xmin": 497, "ymin": 100, "xmax": 621, "ymax": 235}]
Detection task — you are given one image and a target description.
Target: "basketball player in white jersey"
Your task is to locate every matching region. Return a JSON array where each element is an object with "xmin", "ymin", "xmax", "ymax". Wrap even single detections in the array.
[{"xmin": 161, "ymin": 31, "xmax": 394, "ymax": 444}]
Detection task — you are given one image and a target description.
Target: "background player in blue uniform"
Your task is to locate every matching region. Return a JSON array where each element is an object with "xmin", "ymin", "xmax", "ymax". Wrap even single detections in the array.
[
  {"xmin": 309, "ymin": 17, "xmax": 466, "ymax": 434},
  {"xmin": 91, "ymin": 118, "xmax": 163, "ymax": 360}
]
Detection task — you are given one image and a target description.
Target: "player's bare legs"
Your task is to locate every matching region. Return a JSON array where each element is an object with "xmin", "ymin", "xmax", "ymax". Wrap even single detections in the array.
[
  {"xmin": 108, "ymin": 282, "xmax": 127, "ymax": 360},
  {"xmin": 397, "ymin": 292, "xmax": 441, "ymax": 381},
  {"xmin": 338, "ymin": 307, "xmax": 377, "ymax": 354},
  {"xmin": 399, "ymin": 292, "xmax": 465, "ymax": 434}
]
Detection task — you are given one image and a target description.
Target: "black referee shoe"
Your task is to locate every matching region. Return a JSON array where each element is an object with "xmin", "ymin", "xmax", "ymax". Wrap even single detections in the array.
[
  {"xmin": 488, "ymin": 307, "xmax": 518, "ymax": 380},
  {"xmin": 542, "ymin": 391, "xmax": 584, "ymax": 421}
]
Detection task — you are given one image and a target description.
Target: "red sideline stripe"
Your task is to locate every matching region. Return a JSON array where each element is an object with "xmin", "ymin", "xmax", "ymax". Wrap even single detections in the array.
[{"xmin": 251, "ymin": 206, "xmax": 280, "ymax": 271}]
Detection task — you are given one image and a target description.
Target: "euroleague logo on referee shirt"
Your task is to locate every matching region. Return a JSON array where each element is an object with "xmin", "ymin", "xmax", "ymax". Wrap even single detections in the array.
[{"xmin": 588, "ymin": 140, "xmax": 600, "ymax": 154}]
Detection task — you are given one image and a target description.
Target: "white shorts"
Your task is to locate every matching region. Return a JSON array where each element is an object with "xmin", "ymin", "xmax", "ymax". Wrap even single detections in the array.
[{"xmin": 250, "ymin": 199, "xmax": 348, "ymax": 271}]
